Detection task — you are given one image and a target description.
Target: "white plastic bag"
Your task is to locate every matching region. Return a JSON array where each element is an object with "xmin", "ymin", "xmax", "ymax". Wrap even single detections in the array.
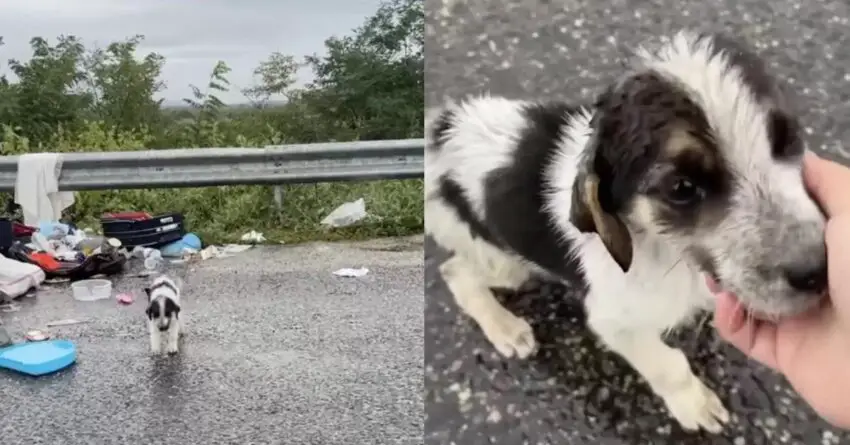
[
  {"xmin": 321, "ymin": 198, "xmax": 368, "ymax": 228},
  {"xmin": 332, "ymin": 267, "xmax": 369, "ymax": 277}
]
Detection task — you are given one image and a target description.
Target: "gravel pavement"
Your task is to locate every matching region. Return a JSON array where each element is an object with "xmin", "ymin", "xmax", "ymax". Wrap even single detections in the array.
[
  {"xmin": 425, "ymin": 1, "xmax": 850, "ymax": 444},
  {"xmin": 0, "ymin": 237, "xmax": 424, "ymax": 445}
]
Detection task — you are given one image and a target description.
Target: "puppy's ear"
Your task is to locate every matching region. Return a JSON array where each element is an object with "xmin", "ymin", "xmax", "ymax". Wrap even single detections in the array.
[
  {"xmin": 570, "ymin": 172, "xmax": 634, "ymax": 272},
  {"xmin": 144, "ymin": 287, "xmax": 152, "ymax": 300},
  {"xmin": 145, "ymin": 305, "xmax": 154, "ymax": 320}
]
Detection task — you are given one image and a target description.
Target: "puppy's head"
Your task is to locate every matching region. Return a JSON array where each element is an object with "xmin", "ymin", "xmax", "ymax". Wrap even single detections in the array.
[
  {"xmin": 571, "ymin": 31, "xmax": 826, "ymax": 318},
  {"xmin": 144, "ymin": 276, "xmax": 181, "ymax": 331}
]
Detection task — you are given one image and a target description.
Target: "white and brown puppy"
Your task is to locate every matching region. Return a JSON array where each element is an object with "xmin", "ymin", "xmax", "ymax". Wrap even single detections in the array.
[
  {"xmin": 144, "ymin": 275, "xmax": 182, "ymax": 355},
  {"xmin": 425, "ymin": 30, "xmax": 826, "ymax": 434}
]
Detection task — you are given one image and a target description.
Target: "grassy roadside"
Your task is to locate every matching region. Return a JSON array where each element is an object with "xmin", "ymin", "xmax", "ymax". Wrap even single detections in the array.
[{"xmin": 62, "ymin": 179, "xmax": 424, "ymax": 246}]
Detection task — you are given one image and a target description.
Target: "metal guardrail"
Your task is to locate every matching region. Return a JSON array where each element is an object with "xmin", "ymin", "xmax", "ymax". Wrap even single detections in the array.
[{"xmin": 0, "ymin": 139, "xmax": 424, "ymax": 192}]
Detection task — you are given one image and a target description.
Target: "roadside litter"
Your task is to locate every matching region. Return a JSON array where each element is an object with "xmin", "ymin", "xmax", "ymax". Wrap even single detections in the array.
[
  {"xmin": 46, "ymin": 319, "xmax": 86, "ymax": 327},
  {"xmin": 71, "ymin": 279, "xmax": 112, "ymax": 302},
  {"xmin": 0, "ymin": 302, "xmax": 21, "ymax": 312},
  {"xmin": 332, "ymin": 267, "xmax": 370, "ymax": 278},
  {"xmin": 116, "ymin": 292, "xmax": 134, "ymax": 305},
  {"xmin": 240, "ymin": 230, "xmax": 266, "ymax": 243},
  {"xmin": 321, "ymin": 198, "xmax": 369, "ymax": 228},
  {"xmin": 0, "ymin": 207, "xmax": 261, "ymax": 306}
]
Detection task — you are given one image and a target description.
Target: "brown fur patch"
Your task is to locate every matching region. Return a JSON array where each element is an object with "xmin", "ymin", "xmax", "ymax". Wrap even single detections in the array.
[
  {"xmin": 576, "ymin": 174, "xmax": 634, "ymax": 272},
  {"xmin": 660, "ymin": 123, "xmax": 718, "ymax": 171}
]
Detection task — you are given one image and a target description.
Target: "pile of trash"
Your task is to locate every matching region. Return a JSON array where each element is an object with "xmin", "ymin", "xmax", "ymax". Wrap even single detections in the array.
[
  {"xmin": 0, "ymin": 212, "xmax": 262, "ymax": 304},
  {"xmin": 0, "ymin": 190, "xmax": 377, "ymax": 305}
]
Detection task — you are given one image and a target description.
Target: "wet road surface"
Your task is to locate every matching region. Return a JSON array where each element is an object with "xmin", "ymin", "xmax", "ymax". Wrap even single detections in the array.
[
  {"xmin": 424, "ymin": 0, "xmax": 850, "ymax": 444},
  {"xmin": 0, "ymin": 237, "xmax": 424, "ymax": 445}
]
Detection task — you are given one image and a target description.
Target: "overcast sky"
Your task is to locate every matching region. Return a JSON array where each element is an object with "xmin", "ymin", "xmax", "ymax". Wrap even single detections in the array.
[{"xmin": 0, "ymin": 0, "xmax": 383, "ymax": 104}]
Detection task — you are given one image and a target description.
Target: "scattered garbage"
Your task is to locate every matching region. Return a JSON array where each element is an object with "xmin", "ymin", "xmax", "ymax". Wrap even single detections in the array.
[
  {"xmin": 0, "ymin": 302, "xmax": 21, "ymax": 312},
  {"xmin": 321, "ymin": 198, "xmax": 369, "ymax": 228},
  {"xmin": 200, "ymin": 244, "xmax": 254, "ymax": 261},
  {"xmin": 37, "ymin": 221, "xmax": 70, "ymax": 239},
  {"xmin": 101, "ymin": 212, "xmax": 184, "ymax": 250},
  {"xmin": 160, "ymin": 233, "xmax": 202, "ymax": 258},
  {"xmin": 142, "ymin": 248, "xmax": 163, "ymax": 270},
  {"xmin": 46, "ymin": 319, "xmax": 86, "ymax": 327},
  {"xmin": 240, "ymin": 230, "xmax": 266, "ymax": 244},
  {"xmin": 14, "ymin": 153, "xmax": 76, "ymax": 226},
  {"xmin": 24, "ymin": 330, "xmax": 50, "ymax": 342},
  {"xmin": 223, "ymin": 244, "xmax": 252, "ymax": 255},
  {"xmin": 116, "ymin": 292, "xmax": 134, "ymax": 305},
  {"xmin": 0, "ymin": 209, "xmax": 259, "ymax": 312},
  {"xmin": 200, "ymin": 245, "xmax": 220, "ymax": 261},
  {"xmin": 30, "ymin": 231, "xmax": 56, "ymax": 254},
  {"xmin": 0, "ymin": 255, "xmax": 46, "ymax": 300},
  {"xmin": 332, "ymin": 267, "xmax": 370, "ymax": 278},
  {"xmin": 0, "ymin": 339, "xmax": 77, "ymax": 376},
  {"xmin": 71, "ymin": 279, "xmax": 113, "ymax": 302},
  {"xmin": 0, "ymin": 326, "xmax": 12, "ymax": 347}
]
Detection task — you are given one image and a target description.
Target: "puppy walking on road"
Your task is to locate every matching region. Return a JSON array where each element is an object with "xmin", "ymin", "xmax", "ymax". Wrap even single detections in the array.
[{"xmin": 145, "ymin": 275, "xmax": 182, "ymax": 355}]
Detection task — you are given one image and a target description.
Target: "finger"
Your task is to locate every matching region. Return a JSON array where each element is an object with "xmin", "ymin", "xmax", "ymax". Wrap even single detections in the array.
[
  {"xmin": 825, "ymin": 214, "xmax": 850, "ymax": 315},
  {"xmin": 713, "ymin": 292, "xmax": 780, "ymax": 370},
  {"xmin": 803, "ymin": 152, "xmax": 850, "ymax": 216}
]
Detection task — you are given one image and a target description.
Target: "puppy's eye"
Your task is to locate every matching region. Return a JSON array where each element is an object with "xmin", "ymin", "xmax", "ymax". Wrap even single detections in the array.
[{"xmin": 664, "ymin": 177, "xmax": 704, "ymax": 206}]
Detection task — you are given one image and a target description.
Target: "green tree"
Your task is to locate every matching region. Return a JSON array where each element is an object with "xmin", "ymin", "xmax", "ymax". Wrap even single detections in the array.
[
  {"xmin": 0, "ymin": 36, "xmax": 17, "ymax": 129},
  {"xmin": 181, "ymin": 60, "xmax": 232, "ymax": 146},
  {"xmin": 5, "ymin": 36, "xmax": 90, "ymax": 145},
  {"xmin": 242, "ymin": 52, "xmax": 300, "ymax": 108},
  {"xmin": 303, "ymin": 0, "xmax": 424, "ymax": 141},
  {"xmin": 83, "ymin": 35, "xmax": 166, "ymax": 134}
]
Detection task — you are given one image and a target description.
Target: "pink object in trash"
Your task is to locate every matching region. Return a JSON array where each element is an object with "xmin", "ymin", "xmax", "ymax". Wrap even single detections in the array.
[
  {"xmin": 116, "ymin": 293, "xmax": 134, "ymax": 305},
  {"xmin": 25, "ymin": 330, "xmax": 50, "ymax": 342}
]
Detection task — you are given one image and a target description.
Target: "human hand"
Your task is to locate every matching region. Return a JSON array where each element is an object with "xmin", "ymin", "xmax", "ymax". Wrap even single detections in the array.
[{"xmin": 712, "ymin": 152, "xmax": 850, "ymax": 429}]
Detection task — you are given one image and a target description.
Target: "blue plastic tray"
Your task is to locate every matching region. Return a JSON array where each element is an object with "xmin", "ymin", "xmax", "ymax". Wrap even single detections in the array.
[{"xmin": 0, "ymin": 340, "xmax": 77, "ymax": 376}]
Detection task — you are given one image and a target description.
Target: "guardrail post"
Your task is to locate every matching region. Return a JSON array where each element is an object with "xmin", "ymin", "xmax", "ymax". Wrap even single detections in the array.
[{"xmin": 273, "ymin": 185, "xmax": 285, "ymax": 223}]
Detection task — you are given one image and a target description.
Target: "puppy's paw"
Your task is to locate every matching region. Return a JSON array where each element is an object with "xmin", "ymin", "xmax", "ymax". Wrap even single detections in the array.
[
  {"xmin": 165, "ymin": 342, "xmax": 179, "ymax": 355},
  {"xmin": 480, "ymin": 310, "xmax": 537, "ymax": 359},
  {"xmin": 150, "ymin": 344, "xmax": 162, "ymax": 355},
  {"xmin": 663, "ymin": 377, "xmax": 730, "ymax": 434}
]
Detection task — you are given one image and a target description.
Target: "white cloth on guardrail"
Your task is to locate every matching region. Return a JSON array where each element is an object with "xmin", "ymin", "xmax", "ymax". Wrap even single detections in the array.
[{"xmin": 14, "ymin": 153, "xmax": 75, "ymax": 226}]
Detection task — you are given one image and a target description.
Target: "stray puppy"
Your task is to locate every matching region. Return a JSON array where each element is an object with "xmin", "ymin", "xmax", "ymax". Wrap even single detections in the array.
[
  {"xmin": 425, "ymin": 30, "xmax": 826, "ymax": 433},
  {"xmin": 144, "ymin": 275, "xmax": 182, "ymax": 355}
]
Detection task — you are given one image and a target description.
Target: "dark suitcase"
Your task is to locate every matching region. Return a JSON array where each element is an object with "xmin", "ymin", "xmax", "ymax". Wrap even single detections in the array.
[{"xmin": 100, "ymin": 212, "xmax": 186, "ymax": 249}]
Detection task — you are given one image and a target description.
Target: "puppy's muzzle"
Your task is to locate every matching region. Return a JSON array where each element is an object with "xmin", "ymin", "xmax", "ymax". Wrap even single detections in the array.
[{"xmin": 782, "ymin": 257, "xmax": 828, "ymax": 295}]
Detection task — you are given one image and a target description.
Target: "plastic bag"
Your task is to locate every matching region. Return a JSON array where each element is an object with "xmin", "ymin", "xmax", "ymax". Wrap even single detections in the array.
[{"xmin": 320, "ymin": 198, "xmax": 368, "ymax": 228}]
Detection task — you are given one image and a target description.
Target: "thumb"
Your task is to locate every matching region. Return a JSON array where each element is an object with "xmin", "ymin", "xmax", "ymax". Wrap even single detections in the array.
[
  {"xmin": 825, "ymin": 213, "xmax": 850, "ymax": 317},
  {"xmin": 804, "ymin": 152, "xmax": 850, "ymax": 217}
]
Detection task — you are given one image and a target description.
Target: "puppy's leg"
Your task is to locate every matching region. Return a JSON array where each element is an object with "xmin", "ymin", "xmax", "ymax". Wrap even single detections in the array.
[
  {"xmin": 165, "ymin": 320, "xmax": 180, "ymax": 355},
  {"xmin": 440, "ymin": 254, "xmax": 537, "ymax": 359},
  {"xmin": 587, "ymin": 316, "xmax": 729, "ymax": 433},
  {"xmin": 149, "ymin": 322, "xmax": 162, "ymax": 354},
  {"xmin": 177, "ymin": 310, "xmax": 187, "ymax": 337}
]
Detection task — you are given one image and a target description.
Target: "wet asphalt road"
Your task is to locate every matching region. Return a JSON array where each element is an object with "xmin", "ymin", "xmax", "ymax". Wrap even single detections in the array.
[
  {"xmin": 425, "ymin": 0, "xmax": 850, "ymax": 444},
  {"xmin": 0, "ymin": 237, "xmax": 424, "ymax": 445}
]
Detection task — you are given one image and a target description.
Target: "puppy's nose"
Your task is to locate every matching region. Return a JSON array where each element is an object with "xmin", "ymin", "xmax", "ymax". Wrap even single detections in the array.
[{"xmin": 783, "ymin": 259, "xmax": 828, "ymax": 294}]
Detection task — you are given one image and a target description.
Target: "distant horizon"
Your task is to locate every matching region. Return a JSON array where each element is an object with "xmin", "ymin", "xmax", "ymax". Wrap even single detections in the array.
[{"xmin": 160, "ymin": 98, "xmax": 289, "ymax": 108}]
